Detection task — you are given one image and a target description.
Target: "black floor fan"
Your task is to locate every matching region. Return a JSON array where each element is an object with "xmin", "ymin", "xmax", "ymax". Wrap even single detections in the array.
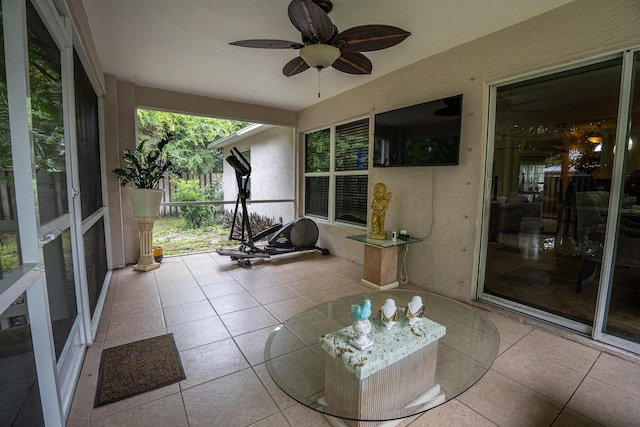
[{"xmin": 216, "ymin": 147, "xmax": 329, "ymax": 267}]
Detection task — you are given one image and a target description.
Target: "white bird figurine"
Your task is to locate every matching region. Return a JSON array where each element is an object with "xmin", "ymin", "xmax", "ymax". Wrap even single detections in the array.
[{"xmin": 349, "ymin": 299, "xmax": 372, "ymax": 321}]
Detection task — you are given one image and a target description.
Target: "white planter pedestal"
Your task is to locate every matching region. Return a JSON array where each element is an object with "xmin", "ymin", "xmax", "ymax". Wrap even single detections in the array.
[
  {"xmin": 133, "ymin": 216, "xmax": 160, "ymax": 272},
  {"xmin": 128, "ymin": 189, "xmax": 163, "ymax": 272}
]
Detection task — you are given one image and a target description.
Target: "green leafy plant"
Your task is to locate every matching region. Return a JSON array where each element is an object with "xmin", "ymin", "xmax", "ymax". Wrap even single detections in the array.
[
  {"xmin": 173, "ymin": 178, "xmax": 214, "ymax": 228},
  {"xmin": 113, "ymin": 137, "xmax": 176, "ymax": 189}
]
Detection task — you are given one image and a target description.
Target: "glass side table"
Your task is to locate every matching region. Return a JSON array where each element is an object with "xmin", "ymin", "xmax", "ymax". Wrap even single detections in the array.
[
  {"xmin": 264, "ymin": 290, "xmax": 500, "ymax": 426},
  {"xmin": 347, "ymin": 234, "xmax": 423, "ymax": 289}
]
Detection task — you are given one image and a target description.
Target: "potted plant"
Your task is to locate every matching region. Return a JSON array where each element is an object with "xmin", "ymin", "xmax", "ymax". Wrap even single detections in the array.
[
  {"xmin": 113, "ymin": 136, "xmax": 175, "ymax": 271},
  {"xmin": 113, "ymin": 137, "xmax": 175, "ymax": 218}
]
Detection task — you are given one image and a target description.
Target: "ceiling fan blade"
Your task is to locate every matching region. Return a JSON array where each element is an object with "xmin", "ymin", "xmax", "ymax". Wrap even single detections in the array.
[
  {"xmin": 288, "ymin": 0, "xmax": 334, "ymax": 42},
  {"xmin": 331, "ymin": 51, "xmax": 372, "ymax": 75},
  {"xmin": 230, "ymin": 39, "xmax": 304, "ymax": 49},
  {"xmin": 434, "ymin": 97, "xmax": 462, "ymax": 116},
  {"xmin": 283, "ymin": 56, "xmax": 310, "ymax": 77},
  {"xmin": 434, "ymin": 96, "xmax": 463, "ymax": 116},
  {"xmin": 334, "ymin": 25, "xmax": 411, "ymax": 52}
]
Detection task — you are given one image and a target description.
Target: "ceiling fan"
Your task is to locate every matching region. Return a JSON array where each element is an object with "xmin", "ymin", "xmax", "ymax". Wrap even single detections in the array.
[
  {"xmin": 229, "ymin": 0, "xmax": 411, "ymax": 78},
  {"xmin": 434, "ymin": 97, "xmax": 462, "ymax": 116}
]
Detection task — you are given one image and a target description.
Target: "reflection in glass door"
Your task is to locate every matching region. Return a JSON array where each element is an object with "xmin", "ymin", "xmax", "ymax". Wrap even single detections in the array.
[
  {"xmin": 483, "ymin": 51, "xmax": 640, "ymax": 351},
  {"xmin": 26, "ymin": 1, "xmax": 86, "ymax": 410},
  {"xmin": 0, "ymin": 3, "xmax": 43, "ymax": 424},
  {"xmin": 482, "ymin": 57, "xmax": 626, "ymax": 331},
  {"xmin": 27, "ymin": 0, "xmax": 79, "ymax": 362},
  {"xmin": 0, "ymin": 292, "xmax": 45, "ymax": 426}
]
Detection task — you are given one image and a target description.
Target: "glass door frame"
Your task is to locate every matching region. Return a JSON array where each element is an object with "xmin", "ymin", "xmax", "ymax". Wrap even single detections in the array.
[{"xmin": 478, "ymin": 48, "xmax": 640, "ymax": 355}]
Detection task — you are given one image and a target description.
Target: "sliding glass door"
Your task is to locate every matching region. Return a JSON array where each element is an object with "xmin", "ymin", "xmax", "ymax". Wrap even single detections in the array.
[
  {"xmin": 27, "ymin": 0, "xmax": 87, "ymax": 416},
  {"xmin": 0, "ymin": 2, "xmax": 45, "ymax": 424},
  {"xmin": 28, "ymin": 0, "xmax": 79, "ymax": 361},
  {"xmin": 481, "ymin": 50, "xmax": 640, "ymax": 352},
  {"xmin": 1, "ymin": 0, "xmax": 109, "ymax": 424}
]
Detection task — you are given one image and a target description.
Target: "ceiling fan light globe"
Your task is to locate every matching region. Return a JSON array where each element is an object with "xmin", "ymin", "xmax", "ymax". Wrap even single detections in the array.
[
  {"xmin": 300, "ymin": 44, "xmax": 340, "ymax": 69},
  {"xmin": 587, "ymin": 135, "xmax": 603, "ymax": 144}
]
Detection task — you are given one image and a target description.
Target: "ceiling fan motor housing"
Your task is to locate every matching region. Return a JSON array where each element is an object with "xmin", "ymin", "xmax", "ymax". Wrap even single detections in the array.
[{"xmin": 312, "ymin": 0, "xmax": 333, "ymax": 14}]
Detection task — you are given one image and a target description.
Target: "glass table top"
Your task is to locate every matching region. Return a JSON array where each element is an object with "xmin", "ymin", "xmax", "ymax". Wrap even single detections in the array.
[
  {"xmin": 347, "ymin": 234, "xmax": 423, "ymax": 248},
  {"xmin": 264, "ymin": 290, "xmax": 500, "ymax": 423}
]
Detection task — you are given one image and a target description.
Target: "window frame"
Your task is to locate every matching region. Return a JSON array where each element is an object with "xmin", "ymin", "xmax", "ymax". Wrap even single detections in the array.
[{"xmin": 303, "ymin": 116, "xmax": 369, "ymax": 227}]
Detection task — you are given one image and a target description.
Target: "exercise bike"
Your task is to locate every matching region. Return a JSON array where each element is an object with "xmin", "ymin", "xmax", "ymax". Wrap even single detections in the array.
[{"xmin": 216, "ymin": 147, "xmax": 329, "ymax": 267}]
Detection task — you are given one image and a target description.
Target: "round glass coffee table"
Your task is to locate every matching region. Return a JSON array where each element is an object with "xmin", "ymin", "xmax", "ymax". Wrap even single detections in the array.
[{"xmin": 264, "ymin": 290, "xmax": 500, "ymax": 425}]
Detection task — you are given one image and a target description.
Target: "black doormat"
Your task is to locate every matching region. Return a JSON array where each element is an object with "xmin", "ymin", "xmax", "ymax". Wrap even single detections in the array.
[{"xmin": 94, "ymin": 334, "xmax": 185, "ymax": 407}]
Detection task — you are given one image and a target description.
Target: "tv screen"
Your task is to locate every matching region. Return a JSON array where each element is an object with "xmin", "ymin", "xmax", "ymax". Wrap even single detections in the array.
[{"xmin": 373, "ymin": 95, "xmax": 462, "ymax": 167}]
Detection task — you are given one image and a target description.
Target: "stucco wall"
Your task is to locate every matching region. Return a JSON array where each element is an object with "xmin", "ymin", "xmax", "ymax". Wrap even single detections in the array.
[
  {"xmin": 221, "ymin": 126, "xmax": 296, "ymax": 226},
  {"xmin": 296, "ymin": 0, "xmax": 640, "ymax": 301}
]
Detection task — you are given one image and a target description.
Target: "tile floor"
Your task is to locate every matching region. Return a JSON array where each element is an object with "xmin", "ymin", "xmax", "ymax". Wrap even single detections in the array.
[{"xmin": 66, "ymin": 251, "xmax": 640, "ymax": 427}]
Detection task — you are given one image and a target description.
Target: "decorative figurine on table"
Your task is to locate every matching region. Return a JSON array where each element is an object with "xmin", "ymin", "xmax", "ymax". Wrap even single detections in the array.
[
  {"xmin": 379, "ymin": 298, "xmax": 399, "ymax": 329},
  {"xmin": 406, "ymin": 295, "xmax": 425, "ymax": 325},
  {"xmin": 348, "ymin": 299, "xmax": 373, "ymax": 350},
  {"xmin": 369, "ymin": 182, "xmax": 392, "ymax": 240}
]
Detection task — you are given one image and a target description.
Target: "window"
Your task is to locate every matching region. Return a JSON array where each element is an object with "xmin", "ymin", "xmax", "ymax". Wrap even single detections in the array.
[
  {"xmin": 304, "ymin": 118, "xmax": 369, "ymax": 225},
  {"xmin": 75, "ymin": 49, "xmax": 102, "ymax": 220},
  {"xmin": 75, "ymin": 49, "xmax": 107, "ymax": 318}
]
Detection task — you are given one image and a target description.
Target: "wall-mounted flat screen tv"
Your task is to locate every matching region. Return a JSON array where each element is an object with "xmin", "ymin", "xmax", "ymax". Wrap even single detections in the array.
[{"xmin": 373, "ymin": 94, "xmax": 463, "ymax": 167}]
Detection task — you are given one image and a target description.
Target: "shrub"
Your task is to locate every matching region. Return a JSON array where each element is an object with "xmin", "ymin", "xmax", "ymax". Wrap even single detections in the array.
[
  {"xmin": 205, "ymin": 177, "xmax": 224, "ymax": 201},
  {"xmin": 213, "ymin": 208, "xmax": 277, "ymax": 241},
  {"xmin": 172, "ymin": 179, "xmax": 214, "ymax": 228}
]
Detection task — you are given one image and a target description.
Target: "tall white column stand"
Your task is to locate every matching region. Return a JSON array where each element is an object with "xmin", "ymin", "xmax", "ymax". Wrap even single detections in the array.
[{"xmin": 133, "ymin": 216, "xmax": 160, "ymax": 271}]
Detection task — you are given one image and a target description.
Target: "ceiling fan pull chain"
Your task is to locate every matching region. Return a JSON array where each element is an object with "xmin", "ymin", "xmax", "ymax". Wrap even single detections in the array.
[{"xmin": 317, "ymin": 70, "xmax": 321, "ymax": 98}]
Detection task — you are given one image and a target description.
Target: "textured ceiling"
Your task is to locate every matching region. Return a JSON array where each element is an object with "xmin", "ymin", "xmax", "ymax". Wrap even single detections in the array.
[{"xmin": 81, "ymin": 0, "xmax": 573, "ymax": 111}]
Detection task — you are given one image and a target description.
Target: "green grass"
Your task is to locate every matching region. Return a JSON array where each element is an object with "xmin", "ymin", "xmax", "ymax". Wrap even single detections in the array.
[
  {"xmin": 0, "ymin": 220, "xmax": 234, "ymax": 274},
  {"xmin": 1, "ymin": 216, "xmax": 235, "ymax": 270},
  {"xmin": 153, "ymin": 216, "xmax": 234, "ymax": 256},
  {"xmin": 0, "ymin": 232, "xmax": 20, "ymax": 276}
]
